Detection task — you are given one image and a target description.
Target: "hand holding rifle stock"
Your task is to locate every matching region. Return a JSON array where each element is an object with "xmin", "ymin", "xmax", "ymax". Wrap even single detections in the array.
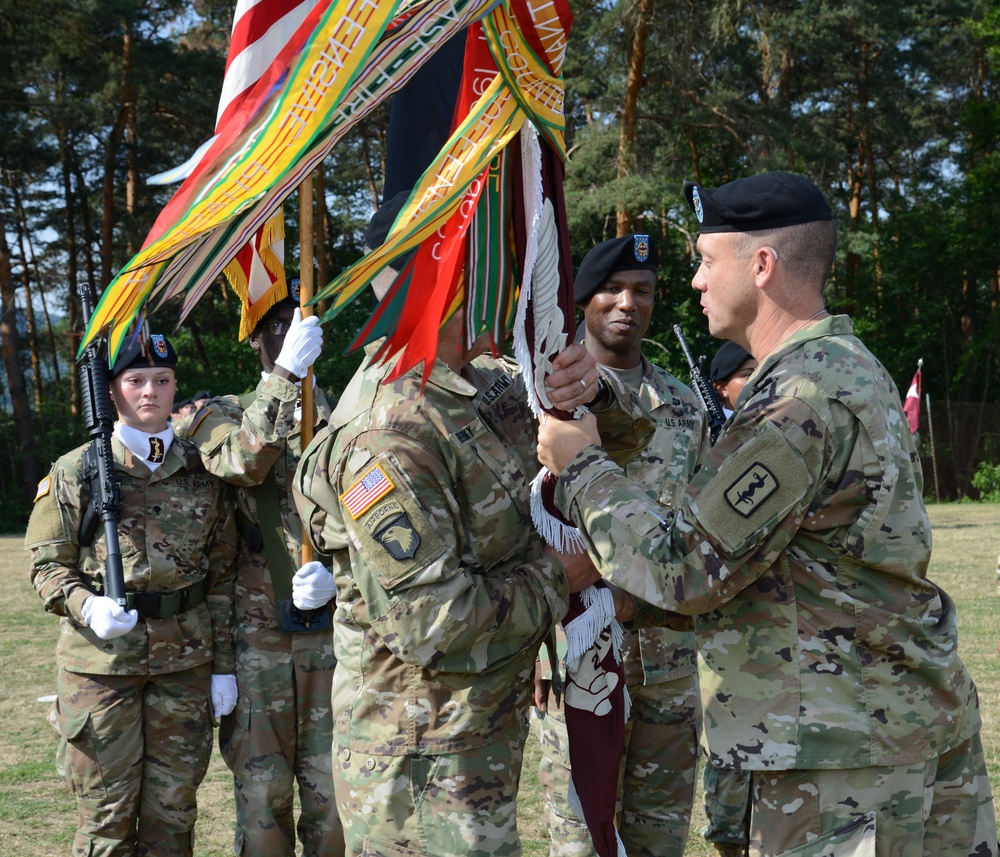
[{"xmin": 673, "ymin": 324, "xmax": 727, "ymax": 444}]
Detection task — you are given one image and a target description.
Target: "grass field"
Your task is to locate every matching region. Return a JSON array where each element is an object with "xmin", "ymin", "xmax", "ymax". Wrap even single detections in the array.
[{"xmin": 1, "ymin": 502, "xmax": 997, "ymax": 855}]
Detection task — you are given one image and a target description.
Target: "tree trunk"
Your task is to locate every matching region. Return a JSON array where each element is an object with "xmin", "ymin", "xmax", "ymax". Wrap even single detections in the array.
[
  {"xmin": 315, "ymin": 164, "xmax": 330, "ymax": 317},
  {"xmin": 55, "ymin": 72, "xmax": 83, "ymax": 417},
  {"xmin": 122, "ymin": 25, "xmax": 138, "ymax": 257},
  {"xmin": 361, "ymin": 123, "xmax": 380, "ymax": 209},
  {"xmin": 20, "ymin": 201, "xmax": 61, "ymax": 387},
  {"xmin": 10, "ymin": 178, "xmax": 43, "ymax": 409},
  {"xmin": 616, "ymin": 0, "xmax": 651, "ymax": 236},
  {"xmin": 0, "ymin": 209, "xmax": 38, "ymax": 508}
]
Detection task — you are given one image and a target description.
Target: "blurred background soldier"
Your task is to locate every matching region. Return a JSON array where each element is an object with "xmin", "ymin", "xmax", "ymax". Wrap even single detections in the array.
[
  {"xmin": 700, "ymin": 337, "xmax": 759, "ymax": 857},
  {"xmin": 177, "ymin": 278, "xmax": 344, "ymax": 857},
  {"xmin": 710, "ymin": 341, "xmax": 757, "ymax": 418},
  {"xmin": 26, "ymin": 332, "xmax": 237, "ymax": 857},
  {"xmin": 532, "ymin": 234, "xmax": 708, "ymax": 857}
]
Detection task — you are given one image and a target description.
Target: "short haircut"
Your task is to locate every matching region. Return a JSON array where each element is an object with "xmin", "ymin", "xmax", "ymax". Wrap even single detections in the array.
[{"xmin": 733, "ymin": 220, "xmax": 837, "ymax": 292}]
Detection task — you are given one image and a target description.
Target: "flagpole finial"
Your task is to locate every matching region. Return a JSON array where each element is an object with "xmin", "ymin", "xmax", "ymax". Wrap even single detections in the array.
[{"xmin": 917, "ymin": 357, "xmax": 923, "ymax": 368}]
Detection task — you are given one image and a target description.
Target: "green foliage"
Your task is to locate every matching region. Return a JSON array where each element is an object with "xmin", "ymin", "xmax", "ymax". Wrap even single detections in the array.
[
  {"xmin": 971, "ymin": 461, "xmax": 1000, "ymax": 502},
  {"xmin": 3, "ymin": 0, "xmax": 1000, "ymax": 517}
]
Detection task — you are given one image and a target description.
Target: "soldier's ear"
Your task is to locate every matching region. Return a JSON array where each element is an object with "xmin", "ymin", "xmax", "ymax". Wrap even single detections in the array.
[{"xmin": 248, "ymin": 332, "xmax": 262, "ymax": 354}]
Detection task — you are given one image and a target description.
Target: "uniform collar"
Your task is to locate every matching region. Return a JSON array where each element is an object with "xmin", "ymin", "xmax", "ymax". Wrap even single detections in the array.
[{"xmin": 737, "ymin": 314, "xmax": 854, "ymax": 409}]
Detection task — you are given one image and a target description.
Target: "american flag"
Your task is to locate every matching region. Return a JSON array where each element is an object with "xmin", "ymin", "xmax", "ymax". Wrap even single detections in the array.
[
  {"xmin": 218, "ymin": 0, "xmax": 328, "ymax": 330},
  {"xmin": 340, "ymin": 465, "xmax": 395, "ymax": 519},
  {"xmin": 150, "ymin": 1, "xmax": 329, "ymax": 330},
  {"xmin": 903, "ymin": 363, "xmax": 922, "ymax": 434},
  {"xmin": 216, "ymin": 0, "xmax": 323, "ymax": 132}
]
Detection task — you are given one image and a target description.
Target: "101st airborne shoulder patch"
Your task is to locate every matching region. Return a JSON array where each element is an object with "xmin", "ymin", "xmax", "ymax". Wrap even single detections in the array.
[
  {"xmin": 724, "ymin": 462, "xmax": 779, "ymax": 517},
  {"xmin": 361, "ymin": 499, "xmax": 422, "ymax": 560},
  {"xmin": 369, "ymin": 509, "xmax": 421, "ymax": 560},
  {"xmin": 340, "ymin": 463, "xmax": 395, "ymax": 520}
]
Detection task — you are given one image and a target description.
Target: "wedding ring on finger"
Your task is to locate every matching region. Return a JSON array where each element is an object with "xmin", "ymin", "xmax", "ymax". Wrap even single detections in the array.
[{"xmin": 580, "ymin": 378, "xmax": 587, "ymax": 391}]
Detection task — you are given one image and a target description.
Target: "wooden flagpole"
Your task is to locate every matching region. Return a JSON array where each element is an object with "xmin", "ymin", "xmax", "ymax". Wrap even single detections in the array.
[
  {"xmin": 925, "ymin": 392, "xmax": 940, "ymax": 503},
  {"xmin": 299, "ymin": 172, "xmax": 315, "ymax": 563}
]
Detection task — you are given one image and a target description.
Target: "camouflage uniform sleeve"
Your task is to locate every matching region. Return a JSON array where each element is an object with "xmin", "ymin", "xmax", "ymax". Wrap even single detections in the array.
[
  {"xmin": 555, "ymin": 396, "xmax": 825, "ymax": 614},
  {"xmin": 205, "ymin": 483, "xmax": 238, "ymax": 674},
  {"xmin": 298, "ymin": 427, "xmax": 568, "ymax": 673},
  {"xmin": 627, "ymin": 600, "xmax": 693, "ymax": 632},
  {"xmin": 24, "ymin": 453, "xmax": 94, "ymax": 621},
  {"xmin": 178, "ymin": 374, "xmax": 300, "ymax": 486}
]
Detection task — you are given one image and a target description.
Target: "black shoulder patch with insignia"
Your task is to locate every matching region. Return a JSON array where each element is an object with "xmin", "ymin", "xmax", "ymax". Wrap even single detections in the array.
[
  {"xmin": 724, "ymin": 462, "xmax": 779, "ymax": 518},
  {"xmin": 372, "ymin": 511, "xmax": 421, "ymax": 560}
]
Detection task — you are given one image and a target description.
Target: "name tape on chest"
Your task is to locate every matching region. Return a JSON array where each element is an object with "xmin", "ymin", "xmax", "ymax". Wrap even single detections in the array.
[{"xmin": 340, "ymin": 463, "xmax": 395, "ymax": 519}]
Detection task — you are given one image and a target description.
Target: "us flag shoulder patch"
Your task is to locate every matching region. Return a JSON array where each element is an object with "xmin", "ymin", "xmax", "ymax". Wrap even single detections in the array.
[
  {"xmin": 34, "ymin": 475, "xmax": 51, "ymax": 502},
  {"xmin": 340, "ymin": 464, "xmax": 395, "ymax": 520}
]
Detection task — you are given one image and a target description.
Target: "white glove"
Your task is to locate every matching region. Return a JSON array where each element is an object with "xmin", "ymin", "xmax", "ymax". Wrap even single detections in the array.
[
  {"xmin": 81, "ymin": 595, "xmax": 138, "ymax": 640},
  {"xmin": 274, "ymin": 308, "xmax": 323, "ymax": 378},
  {"xmin": 291, "ymin": 561, "xmax": 335, "ymax": 610},
  {"xmin": 210, "ymin": 674, "xmax": 238, "ymax": 719}
]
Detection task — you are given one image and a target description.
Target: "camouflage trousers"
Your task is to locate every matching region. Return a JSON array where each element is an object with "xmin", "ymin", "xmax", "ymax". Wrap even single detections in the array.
[
  {"xmin": 220, "ymin": 623, "xmax": 343, "ymax": 857},
  {"xmin": 333, "ymin": 727, "xmax": 528, "ymax": 857},
  {"xmin": 700, "ymin": 765, "xmax": 751, "ymax": 849},
  {"xmin": 531, "ymin": 671, "xmax": 701, "ymax": 857},
  {"xmin": 748, "ymin": 731, "xmax": 999, "ymax": 856},
  {"xmin": 51, "ymin": 664, "xmax": 213, "ymax": 857}
]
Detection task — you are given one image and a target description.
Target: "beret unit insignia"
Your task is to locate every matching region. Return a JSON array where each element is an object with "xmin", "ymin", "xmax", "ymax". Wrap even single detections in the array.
[
  {"xmin": 633, "ymin": 234, "xmax": 650, "ymax": 263},
  {"xmin": 151, "ymin": 333, "xmax": 169, "ymax": 357},
  {"xmin": 691, "ymin": 187, "xmax": 704, "ymax": 223}
]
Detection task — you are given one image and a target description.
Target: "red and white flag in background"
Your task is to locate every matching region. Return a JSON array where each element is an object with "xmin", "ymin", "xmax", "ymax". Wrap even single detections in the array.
[
  {"xmin": 150, "ymin": 1, "xmax": 327, "ymax": 332},
  {"xmin": 903, "ymin": 360, "xmax": 922, "ymax": 434}
]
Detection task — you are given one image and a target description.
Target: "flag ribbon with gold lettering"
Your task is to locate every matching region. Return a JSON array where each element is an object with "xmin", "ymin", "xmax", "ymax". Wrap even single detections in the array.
[{"xmin": 81, "ymin": 0, "xmax": 499, "ymax": 359}]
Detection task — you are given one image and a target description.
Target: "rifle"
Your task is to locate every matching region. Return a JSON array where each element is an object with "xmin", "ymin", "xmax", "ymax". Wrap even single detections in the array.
[
  {"xmin": 672, "ymin": 324, "xmax": 727, "ymax": 445},
  {"xmin": 77, "ymin": 285, "xmax": 127, "ymax": 608}
]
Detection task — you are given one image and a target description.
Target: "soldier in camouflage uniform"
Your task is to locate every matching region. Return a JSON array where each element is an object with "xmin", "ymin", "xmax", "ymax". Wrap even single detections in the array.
[
  {"xmin": 176, "ymin": 280, "xmax": 344, "ymax": 857},
  {"xmin": 25, "ymin": 333, "xmax": 238, "ymax": 857},
  {"xmin": 537, "ymin": 172, "xmax": 999, "ymax": 856},
  {"xmin": 531, "ymin": 234, "xmax": 707, "ymax": 857},
  {"xmin": 290, "ymin": 200, "xmax": 614, "ymax": 857}
]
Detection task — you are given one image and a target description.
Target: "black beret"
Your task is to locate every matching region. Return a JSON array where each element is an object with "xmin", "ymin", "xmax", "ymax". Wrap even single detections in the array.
[
  {"xmin": 192, "ymin": 390, "xmax": 211, "ymax": 401},
  {"xmin": 684, "ymin": 171, "xmax": 832, "ymax": 234},
  {"xmin": 111, "ymin": 333, "xmax": 178, "ymax": 378},
  {"xmin": 574, "ymin": 234, "xmax": 659, "ymax": 303},
  {"xmin": 174, "ymin": 397, "xmax": 192, "ymax": 410},
  {"xmin": 710, "ymin": 340, "xmax": 752, "ymax": 382},
  {"xmin": 364, "ymin": 192, "xmax": 406, "ymax": 249}
]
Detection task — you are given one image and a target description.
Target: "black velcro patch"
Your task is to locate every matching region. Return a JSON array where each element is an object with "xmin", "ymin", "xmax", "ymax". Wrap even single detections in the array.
[{"xmin": 724, "ymin": 462, "xmax": 779, "ymax": 518}]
